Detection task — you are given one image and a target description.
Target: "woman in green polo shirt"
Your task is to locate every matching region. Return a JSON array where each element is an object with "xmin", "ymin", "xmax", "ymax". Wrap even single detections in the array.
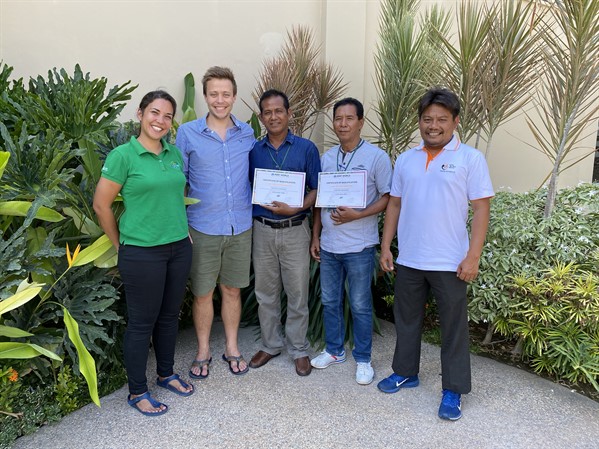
[{"xmin": 94, "ymin": 90, "xmax": 194, "ymax": 416}]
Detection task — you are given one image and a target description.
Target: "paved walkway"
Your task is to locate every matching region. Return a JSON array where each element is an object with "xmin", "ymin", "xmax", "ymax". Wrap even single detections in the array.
[{"xmin": 12, "ymin": 320, "xmax": 599, "ymax": 449}]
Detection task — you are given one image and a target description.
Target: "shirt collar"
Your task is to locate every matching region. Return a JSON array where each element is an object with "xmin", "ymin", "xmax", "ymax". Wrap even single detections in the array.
[
  {"xmin": 197, "ymin": 113, "xmax": 243, "ymax": 134},
  {"xmin": 258, "ymin": 129, "xmax": 295, "ymax": 150},
  {"xmin": 131, "ymin": 136, "xmax": 170, "ymax": 156}
]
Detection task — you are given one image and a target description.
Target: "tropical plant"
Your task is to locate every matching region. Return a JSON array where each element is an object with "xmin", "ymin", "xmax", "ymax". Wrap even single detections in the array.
[
  {"xmin": 525, "ymin": 0, "xmax": 599, "ymax": 218},
  {"xmin": 477, "ymin": 0, "xmax": 544, "ymax": 158},
  {"xmin": 251, "ymin": 25, "xmax": 348, "ymax": 142},
  {"xmin": 501, "ymin": 261, "xmax": 599, "ymax": 392},
  {"xmin": 436, "ymin": 0, "xmax": 490, "ymax": 144},
  {"xmin": 468, "ymin": 183, "xmax": 599, "ymax": 343},
  {"xmin": 373, "ymin": 0, "xmax": 451, "ymax": 158}
]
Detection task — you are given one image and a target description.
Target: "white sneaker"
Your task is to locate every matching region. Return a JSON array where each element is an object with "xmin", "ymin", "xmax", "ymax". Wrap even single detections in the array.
[
  {"xmin": 356, "ymin": 362, "xmax": 374, "ymax": 385},
  {"xmin": 310, "ymin": 350, "xmax": 347, "ymax": 369}
]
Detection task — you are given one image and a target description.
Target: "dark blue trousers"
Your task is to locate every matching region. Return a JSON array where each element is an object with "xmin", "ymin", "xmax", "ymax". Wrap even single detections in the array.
[
  {"xmin": 118, "ymin": 237, "xmax": 192, "ymax": 395},
  {"xmin": 392, "ymin": 265, "xmax": 471, "ymax": 394}
]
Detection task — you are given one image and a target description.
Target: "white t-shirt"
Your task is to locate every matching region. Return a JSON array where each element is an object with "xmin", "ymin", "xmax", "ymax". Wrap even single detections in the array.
[
  {"xmin": 392, "ymin": 136, "xmax": 494, "ymax": 271},
  {"xmin": 320, "ymin": 140, "xmax": 392, "ymax": 254}
]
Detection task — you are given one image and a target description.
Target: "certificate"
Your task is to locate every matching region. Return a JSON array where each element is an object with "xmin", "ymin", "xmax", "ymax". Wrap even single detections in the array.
[
  {"xmin": 252, "ymin": 168, "xmax": 306, "ymax": 208},
  {"xmin": 316, "ymin": 170, "xmax": 367, "ymax": 208}
]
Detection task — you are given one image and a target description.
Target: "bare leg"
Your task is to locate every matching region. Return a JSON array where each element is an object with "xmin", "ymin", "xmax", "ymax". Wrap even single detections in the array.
[
  {"xmin": 191, "ymin": 289, "xmax": 214, "ymax": 377},
  {"xmin": 220, "ymin": 284, "xmax": 247, "ymax": 373}
]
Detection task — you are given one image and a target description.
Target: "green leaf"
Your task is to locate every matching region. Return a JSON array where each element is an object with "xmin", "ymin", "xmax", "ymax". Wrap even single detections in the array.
[
  {"xmin": 71, "ymin": 234, "xmax": 113, "ymax": 267},
  {"xmin": 0, "ymin": 151, "xmax": 9, "ymax": 179},
  {"xmin": 184, "ymin": 196, "xmax": 200, "ymax": 205},
  {"xmin": 62, "ymin": 307, "xmax": 99, "ymax": 406},
  {"xmin": 63, "ymin": 207, "xmax": 102, "ymax": 236},
  {"xmin": 0, "ymin": 201, "xmax": 65, "ymax": 222},
  {"xmin": 93, "ymin": 245, "xmax": 117, "ymax": 268},
  {"xmin": 0, "ymin": 325, "xmax": 34, "ymax": 338},
  {"xmin": 182, "ymin": 72, "xmax": 196, "ymax": 113},
  {"xmin": 0, "ymin": 342, "xmax": 61, "ymax": 361},
  {"xmin": 181, "ymin": 106, "xmax": 197, "ymax": 124},
  {"xmin": 0, "ymin": 284, "xmax": 44, "ymax": 316}
]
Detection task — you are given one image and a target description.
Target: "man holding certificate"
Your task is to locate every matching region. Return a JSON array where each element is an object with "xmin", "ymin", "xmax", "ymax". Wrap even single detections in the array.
[
  {"xmin": 310, "ymin": 98, "xmax": 392, "ymax": 385},
  {"xmin": 248, "ymin": 89, "xmax": 321, "ymax": 377}
]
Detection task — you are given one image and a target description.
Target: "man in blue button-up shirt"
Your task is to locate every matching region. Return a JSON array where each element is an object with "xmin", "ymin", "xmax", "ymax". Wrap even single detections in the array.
[
  {"xmin": 176, "ymin": 67, "xmax": 255, "ymax": 378},
  {"xmin": 247, "ymin": 90, "xmax": 321, "ymax": 377}
]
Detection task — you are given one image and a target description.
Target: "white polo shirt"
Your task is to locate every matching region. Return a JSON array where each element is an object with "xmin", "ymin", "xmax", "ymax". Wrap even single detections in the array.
[
  {"xmin": 392, "ymin": 135, "xmax": 494, "ymax": 271},
  {"xmin": 320, "ymin": 140, "xmax": 392, "ymax": 254}
]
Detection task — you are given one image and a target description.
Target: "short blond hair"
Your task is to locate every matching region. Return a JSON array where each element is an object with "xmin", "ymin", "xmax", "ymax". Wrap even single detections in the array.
[{"xmin": 202, "ymin": 66, "xmax": 237, "ymax": 96}]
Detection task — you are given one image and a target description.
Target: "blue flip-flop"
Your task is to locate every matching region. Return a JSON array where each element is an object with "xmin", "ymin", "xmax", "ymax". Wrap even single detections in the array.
[
  {"xmin": 127, "ymin": 392, "xmax": 168, "ymax": 416},
  {"xmin": 156, "ymin": 373, "xmax": 194, "ymax": 396}
]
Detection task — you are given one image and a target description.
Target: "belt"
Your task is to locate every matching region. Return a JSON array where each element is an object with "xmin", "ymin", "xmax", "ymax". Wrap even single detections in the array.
[{"xmin": 254, "ymin": 215, "xmax": 306, "ymax": 229}]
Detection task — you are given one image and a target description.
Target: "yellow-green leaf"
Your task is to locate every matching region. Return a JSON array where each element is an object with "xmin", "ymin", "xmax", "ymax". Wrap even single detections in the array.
[
  {"xmin": 93, "ymin": 245, "xmax": 118, "ymax": 268},
  {"xmin": 184, "ymin": 197, "xmax": 200, "ymax": 205},
  {"xmin": 63, "ymin": 207, "xmax": 102, "ymax": 236},
  {"xmin": 62, "ymin": 307, "xmax": 99, "ymax": 406},
  {"xmin": 72, "ymin": 234, "xmax": 113, "ymax": 267},
  {"xmin": 0, "ymin": 284, "xmax": 43, "ymax": 316},
  {"xmin": 0, "ymin": 342, "xmax": 62, "ymax": 361},
  {"xmin": 0, "ymin": 151, "xmax": 9, "ymax": 179},
  {"xmin": 0, "ymin": 201, "xmax": 64, "ymax": 222},
  {"xmin": 0, "ymin": 325, "xmax": 34, "ymax": 338}
]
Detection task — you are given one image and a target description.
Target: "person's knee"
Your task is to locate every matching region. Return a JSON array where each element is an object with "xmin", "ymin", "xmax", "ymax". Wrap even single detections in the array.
[{"xmin": 220, "ymin": 285, "xmax": 241, "ymax": 302}]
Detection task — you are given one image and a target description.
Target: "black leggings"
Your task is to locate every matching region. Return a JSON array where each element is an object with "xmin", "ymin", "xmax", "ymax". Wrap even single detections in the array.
[{"xmin": 118, "ymin": 237, "xmax": 192, "ymax": 395}]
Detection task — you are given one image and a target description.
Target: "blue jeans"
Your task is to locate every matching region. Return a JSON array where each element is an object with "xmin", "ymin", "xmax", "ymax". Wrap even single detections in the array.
[{"xmin": 319, "ymin": 247, "xmax": 375, "ymax": 363}]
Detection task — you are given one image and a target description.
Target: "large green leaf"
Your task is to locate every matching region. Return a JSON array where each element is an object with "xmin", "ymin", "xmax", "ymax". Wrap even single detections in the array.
[
  {"xmin": 62, "ymin": 207, "xmax": 102, "ymax": 236},
  {"xmin": 0, "ymin": 201, "xmax": 64, "ymax": 222},
  {"xmin": 0, "ymin": 325, "xmax": 33, "ymax": 338},
  {"xmin": 62, "ymin": 307, "xmax": 99, "ymax": 406},
  {"xmin": 93, "ymin": 245, "xmax": 117, "ymax": 268},
  {"xmin": 0, "ymin": 151, "xmax": 9, "ymax": 179},
  {"xmin": 72, "ymin": 234, "xmax": 112, "ymax": 267},
  {"xmin": 0, "ymin": 283, "xmax": 43, "ymax": 316},
  {"xmin": 0, "ymin": 342, "xmax": 62, "ymax": 361}
]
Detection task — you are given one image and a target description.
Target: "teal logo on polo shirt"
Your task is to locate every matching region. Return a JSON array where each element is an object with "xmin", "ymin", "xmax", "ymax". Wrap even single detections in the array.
[
  {"xmin": 169, "ymin": 161, "xmax": 181, "ymax": 170},
  {"xmin": 101, "ymin": 166, "xmax": 109, "ymax": 173}
]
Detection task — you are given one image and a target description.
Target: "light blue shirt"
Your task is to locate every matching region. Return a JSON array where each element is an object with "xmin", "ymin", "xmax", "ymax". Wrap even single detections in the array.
[
  {"xmin": 176, "ymin": 115, "xmax": 256, "ymax": 235},
  {"xmin": 319, "ymin": 140, "xmax": 392, "ymax": 254}
]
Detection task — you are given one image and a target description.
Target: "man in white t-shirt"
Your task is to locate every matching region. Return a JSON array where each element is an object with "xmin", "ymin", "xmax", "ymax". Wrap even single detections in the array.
[
  {"xmin": 379, "ymin": 88, "xmax": 494, "ymax": 421},
  {"xmin": 310, "ymin": 98, "xmax": 392, "ymax": 385}
]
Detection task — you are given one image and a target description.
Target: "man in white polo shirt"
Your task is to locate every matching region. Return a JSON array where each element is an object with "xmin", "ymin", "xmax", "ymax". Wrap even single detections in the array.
[
  {"xmin": 310, "ymin": 97, "xmax": 392, "ymax": 385},
  {"xmin": 378, "ymin": 87, "xmax": 494, "ymax": 421}
]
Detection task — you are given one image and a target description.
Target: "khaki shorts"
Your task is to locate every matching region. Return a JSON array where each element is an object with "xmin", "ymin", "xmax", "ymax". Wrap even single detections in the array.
[{"xmin": 188, "ymin": 227, "xmax": 252, "ymax": 297}]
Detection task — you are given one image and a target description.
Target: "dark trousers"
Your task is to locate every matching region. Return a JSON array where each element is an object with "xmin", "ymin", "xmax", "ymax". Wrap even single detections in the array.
[
  {"xmin": 392, "ymin": 265, "xmax": 471, "ymax": 394},
  {"xmin": 118, "ymin": 237, "xmax": 192, "ymax": 395}
]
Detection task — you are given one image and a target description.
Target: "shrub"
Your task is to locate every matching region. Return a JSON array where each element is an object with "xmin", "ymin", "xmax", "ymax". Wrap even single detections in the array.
[
  {"xmin": 500, "ymin": 261, "xmax": 599, "ymax": 392},
  {"xmin": 469, "ymin": 184, "xmax": 599, "ymax": 334}
]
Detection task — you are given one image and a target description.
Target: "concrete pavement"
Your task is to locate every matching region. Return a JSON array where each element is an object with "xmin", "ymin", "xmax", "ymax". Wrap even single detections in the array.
[{"xmin": 12, "ymin": 320, "xmax": 599, "ymax": 449}]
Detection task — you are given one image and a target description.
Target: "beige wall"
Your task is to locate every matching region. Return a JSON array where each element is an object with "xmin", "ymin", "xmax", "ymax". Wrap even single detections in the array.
[{"xmin": 1, "ymin": 0, "xmax": 596, "ymax": 191}]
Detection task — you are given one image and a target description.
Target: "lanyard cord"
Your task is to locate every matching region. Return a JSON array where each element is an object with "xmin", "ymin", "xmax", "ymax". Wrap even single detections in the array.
[
  {"xmin": 336, "ymin": 139, "xmax": 364, "ymax": 171},
  {"xmin": 268, "ymin": 141, "xmax": 291, "ymax": 170}
]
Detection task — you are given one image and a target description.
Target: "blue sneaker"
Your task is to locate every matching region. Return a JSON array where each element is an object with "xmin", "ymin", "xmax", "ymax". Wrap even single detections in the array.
[
  {"xmin": 376, "ymin": 373, "xmax": 419, "ymax": 393},
  {"xmin": 438, "ymin": 389, "xmax": 462, "ymax": 421}
]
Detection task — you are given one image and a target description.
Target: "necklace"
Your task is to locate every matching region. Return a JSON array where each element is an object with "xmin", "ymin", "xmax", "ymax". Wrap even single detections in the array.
[
  {"xmin": 268, "ymin": 141, "xmax": 291, "ymax": 170},
  {"xmin": 336, "ymin": 139, "xmax": 364, "ymax": 171}
]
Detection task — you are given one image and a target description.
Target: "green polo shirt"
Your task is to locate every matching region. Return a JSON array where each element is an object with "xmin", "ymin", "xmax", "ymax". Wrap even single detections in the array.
[{"xmin": 101, "ymin": 136, "xmax": 188, "ymax": 247}]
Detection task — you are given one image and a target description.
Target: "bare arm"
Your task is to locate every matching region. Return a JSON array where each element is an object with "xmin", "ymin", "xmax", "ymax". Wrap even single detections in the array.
[
  {"xmin": 93, "ymin": 178, "xmax": 123, "ymax": 250},
  {"xmin": 331, "ymin": 193, "xmax": 390, "ymax": 225},
  {"xmin": 456, "ymin": 197, "xmax": 491, "ymax": 282},
  {"xmin": 380, "ymin": 196, "xmax": 401, "ymax": 272},
  {"xmin": 310, "ymin": 207, "xmax": 322, "ymax": 261}
]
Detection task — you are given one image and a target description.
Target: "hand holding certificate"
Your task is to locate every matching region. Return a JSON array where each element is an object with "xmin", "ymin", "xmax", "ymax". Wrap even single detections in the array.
[
  {"xmin": 252, "ymin": 168, "xmax": 306, "ymax": 208},
  {"xmin": 315, "ymin": 170, "xmax": 367, "ymax": 208}
]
